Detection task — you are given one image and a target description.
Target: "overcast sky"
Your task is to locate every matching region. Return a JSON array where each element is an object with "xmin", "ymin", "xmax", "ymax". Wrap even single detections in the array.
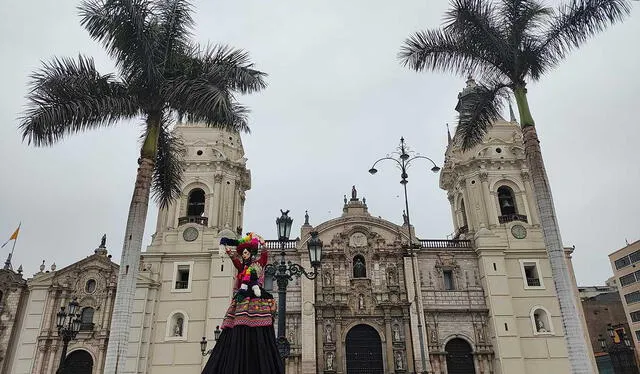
[{"xmin": 0, "ymin": 0, "xmax": 638, "ymax": 285}]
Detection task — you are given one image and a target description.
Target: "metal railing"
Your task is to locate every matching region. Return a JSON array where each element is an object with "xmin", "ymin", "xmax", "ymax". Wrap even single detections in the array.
[
  {"xmin": 498, "ymin": 214, "xmax": 528, "ymax": 224},
  {"xmin": 419, "ymin": 239, "xmax": 472, "ymax": 248},
  {"xmin": 178, "ymin": 216, "xmax": 208, "ymax": 226},
  {"xmin": 264, "ymin": 240, "xmax": 298, "ymax": 249},
  {"xmin": 526, "ymin": 278, "xmax": 541, "ymax": 287}
]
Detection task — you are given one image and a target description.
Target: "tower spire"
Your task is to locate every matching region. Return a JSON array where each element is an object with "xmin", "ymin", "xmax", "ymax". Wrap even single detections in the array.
[{"xmin": 446, "ymin": 123, "xmax": 452, "ymax": 145}]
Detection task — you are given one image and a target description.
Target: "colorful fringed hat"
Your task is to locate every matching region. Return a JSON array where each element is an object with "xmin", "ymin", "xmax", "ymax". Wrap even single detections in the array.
[{"xmin": 220, "ymin": 232, "xmax": 265, "ymax": 256}]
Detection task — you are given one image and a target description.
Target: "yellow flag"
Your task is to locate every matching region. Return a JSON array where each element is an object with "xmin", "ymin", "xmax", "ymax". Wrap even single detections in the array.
[
  {"xmin": 9, "ymin": 227, "xmax": 19, "ymax": 240},
  {"xmin": 1, "ymin": 224, "xmax": 20, "ymax": 248}
]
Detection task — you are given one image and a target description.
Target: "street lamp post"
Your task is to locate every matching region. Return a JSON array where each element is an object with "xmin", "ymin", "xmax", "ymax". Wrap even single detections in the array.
[
  {"xmin": 200, "ymin": 326, "xmax": 222, "ymax": 356},
  {"xmin": 265, "ymin": 210, "xmax": 323, "ymax": 359},
  {"xmin": 368, "ymin": 137, "xmax": 440, "ymax": 374},
  {"xmin": 598, "ymin": 325, "xmax": 639, "ymax": 374},
  {"xmin": 55, "ymin": 297, "xmax": 82, "ymax": 374}
]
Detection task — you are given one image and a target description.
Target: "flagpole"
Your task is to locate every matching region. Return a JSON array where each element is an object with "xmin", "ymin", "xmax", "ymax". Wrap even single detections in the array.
[{"xmin": 3, "ymin": 222, "xmax": 20, "ymax": 270}]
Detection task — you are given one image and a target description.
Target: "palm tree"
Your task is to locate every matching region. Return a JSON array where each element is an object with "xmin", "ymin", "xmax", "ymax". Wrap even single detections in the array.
[
  {"xmin": 400, "ymin": 0, "xmax": 632, "ymax": 372},
  {"xmin": 19, "ymin": 1, "xmax": 266, "ymax": 373}
]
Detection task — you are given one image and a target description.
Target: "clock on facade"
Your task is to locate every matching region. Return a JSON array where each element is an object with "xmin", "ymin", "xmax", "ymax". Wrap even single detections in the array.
[
  {"xmin": 511, "ymin": 224, "xmax": 527, "ymax": 239},
  {"xmin": 183, "ymin": 227, "xmax": 199, "ymax": 242}
]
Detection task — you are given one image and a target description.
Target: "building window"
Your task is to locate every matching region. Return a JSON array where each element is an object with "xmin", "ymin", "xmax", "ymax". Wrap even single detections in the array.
[
  {"xmin": 635, "ymin": 330, "xmax": 640, "ymax": 342},
  {"xmin": 187, "ymin": 188, "xmax": 205, "ymax": 216},
  {"xmin": 172, "ymin": 262, "xmax": 194, "ymax": 292},
  {"xmin": 625, "ymin": 291, "xmax": 640, "ymax": 305},
  {"xmin": 615, "ymin": 250, "xmax": 640, "ymax": 270},
  {"xmin": 85, "ymin": 279, "xmax": 97, "ymax": 294},
  {"xmin": 530, "ymin": 306, "xmax": 553, "ymax": 335},
  {"xmin": 520, "ymin": 260, "xmax": 544, "ymax": 289},
  {"xmin": 619, "ymin": 270, "xmax": 640, "ymax": 287},
  {"xmin": 165, "ymin": 311, "xmax": 188, "ymax": 341},
  {"xmin": 353, "ymin": 256, "xmax": 366, "ymax": 278},
  {"xmin": 443, "ymin": 270, "xmax": 455, "ymax": 290},
  {"xmin": 631, "ymin": 311, "xmax": 640, "ymax": 323},
  {"xmin": 460, "ymin": 198, "xmax": 468, "ymax": 228},
  {"xmin": 80, "ymin": 307, "xmax": 95, "ymax": 331},
  {"xmin": 497, "ymin": 186, "xmax": 517, "ymax": 215}
]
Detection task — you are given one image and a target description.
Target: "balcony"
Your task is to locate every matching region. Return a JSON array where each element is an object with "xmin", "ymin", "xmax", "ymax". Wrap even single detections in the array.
[
  {"xmin": 498, "ymin": 214, "xmax": 528, "ymax": 224},
  {"xmin": 178, "ymin": 216, "xmax": 208, "ymax": 226},
  {"xmin": 526, "ymin": 277, "xmax": 541, "ymax": 287},
  {"xmin": 175, "ymin": 281, "xmax": 189, "ymax": 289},
  {"xmin": 80, "ymin": 322, "xmax": 95, "ymax": 331},
  {"xmin": 419, "ymin": 239, "xmax": 472, "ymax": 249}
]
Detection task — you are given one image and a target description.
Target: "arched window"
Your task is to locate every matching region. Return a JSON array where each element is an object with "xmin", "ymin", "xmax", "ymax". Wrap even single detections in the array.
[
  {"xmin": 497, "ymin": 186, "xmax": 516, "ymax": 216},
  {"xmin": 80, "ymin": 307, "xmax": 95, "ymax": 331},
  {"xmin": 530, "ymin": 306, "xmax": 553, "ymax": 335},
  {"xmin": 187, "ymin": 188, "xmax": 205, "ymax": 216},
  {"xmin": 166, "ymin": 311, "xmax": 188, "ymax": 340},
  {"xmin": 353, "ymin": 255, "xmax": 366, "ymax": 278},
  {"xmin": 445, "ymin": 338, "xmax": 475, "ymax": 374}
]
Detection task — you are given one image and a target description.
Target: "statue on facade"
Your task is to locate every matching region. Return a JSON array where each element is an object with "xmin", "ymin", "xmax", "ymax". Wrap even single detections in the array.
[
  {"xmin": 324, "ymin": 271, "xmax": 332, "ymax": 286},
  {"xmin": 100, "ymin": 234, "xmax": 107, "ymax": 248},
  {"xmin": 358, "ymin": 294, "xmax": 365, "ymax": 310},
  {"xmin": 535, "ymin": 316, "xmax": 548, "ymax": 332},
  {"xmin": 393, "ymin": 325, "xmax": 401, "ymax": 341},
  {"xmin": 402, "ymin": 210, "xmax": 409, "ymax": 225},
  {"xmin": 174, "ymin": 317, "xmax": 183, "ymax": 336},
  {"xmin": 325, "ymin": 324, "xmax": 333, "ymax": 343},
  {"xmin": 351, "ymin": 185, "xmax": 357, "ymax": 200},
  {"xmin": 353, "ymin": 257, "xmax": 366, "ymax": 278},
  {"xmin": 326, "ymin": 352, "xmax": 334, "ymax": 370},
  {"xmin": 395, "ymin": 352, "xmax": 403, "ymax": 370}
]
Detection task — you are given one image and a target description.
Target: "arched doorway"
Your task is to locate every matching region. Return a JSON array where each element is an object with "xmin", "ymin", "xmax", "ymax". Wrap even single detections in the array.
[
  {"xmin": 445, "ymin": 338, "xmax": 475, "ymax": 374},
  {"xmin": 345, "ymin": 324, "xmax": 384, "ymax": 374},
  {"xmin": 59, "ymin": 349, "xmax": 93, "ymax": 374}
]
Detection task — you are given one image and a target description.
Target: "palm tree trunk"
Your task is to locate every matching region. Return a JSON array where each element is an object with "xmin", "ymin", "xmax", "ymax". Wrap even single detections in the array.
[
  {"xmin": 104, "ymin": 112, "xmax": 161, "ymax": 374},
  {"xmin": 514, "ymin": 87, "xmax": 594, "ymax": 373}
]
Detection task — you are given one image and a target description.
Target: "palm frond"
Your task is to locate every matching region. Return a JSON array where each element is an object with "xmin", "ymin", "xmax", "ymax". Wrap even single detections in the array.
[
  {"xmin": 537, "ymin": 0, "xmax": 632, "ymax": 71},
  {"xmin": 152, "ymin": 116, "xmax": 185, "ymax": 208},
  {"xmin": 156, "ymin": 0, "xmax": 194, "ymax": 73},
  {"xmin": 399, "ymin": 29, "xmax": 507, "ymax": 81},
  {"xmin": 177, "ymin": 44, "xmax": 268, "ymax": 94},
  {"xmin": 79, "ymin": 0, "xmax": 158, "ymax": 82},
  {"xmin": 166, "ymin": 77, "xmax": 251, "ymax": 132},
  {"xmin": 20, "ymin": 55, "xmax": 139, "ymax": 146},
  {"xmin": 443, "ymin": 0, "xmax": 512, "ymax": 75},
  {"xmin": 455, "ymin": 81, "xmax": 510, "ymax": 150},
  {"xmin": 499, "ymin": 0, "xmax": 553, "ymax": 43}
]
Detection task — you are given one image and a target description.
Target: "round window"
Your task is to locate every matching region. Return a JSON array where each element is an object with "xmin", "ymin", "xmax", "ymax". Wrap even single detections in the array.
[{"xmin": 85, "ymin": 279, "xmax": 97, "ymax": 294}]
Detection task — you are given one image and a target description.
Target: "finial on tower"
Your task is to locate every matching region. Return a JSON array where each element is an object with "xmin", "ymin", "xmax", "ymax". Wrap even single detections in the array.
[
  {"xmin": 446, "ymin": 123, "xmax": 452, "ymax": 145},
  {"xmin": 304, "ymin": 210, "xmax": 310, "ymax": 226}
]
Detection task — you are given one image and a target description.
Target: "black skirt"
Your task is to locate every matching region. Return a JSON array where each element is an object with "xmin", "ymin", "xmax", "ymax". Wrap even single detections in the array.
[{"xmin": 200, "ymin": 324, "xmax": 285, "ymax": 374}]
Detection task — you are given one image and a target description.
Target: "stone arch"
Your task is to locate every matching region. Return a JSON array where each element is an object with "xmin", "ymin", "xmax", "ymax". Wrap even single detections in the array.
[
  {"xmin": 344, "ymin": 324, "xmax": 385, "ymax": 374},
  {"xmin": 530, "ymin": 305, "xmax": 554, "ymax": 335},
  {"xmin": 186, "ymin": 188, "xmax": 206, "ymax": 216},
  {"xmin": 60, "ymin": 348, "xmax": 94, "ymax": 374},
  {"xmin": 490, "ymin": 178, "xmax": 528, "ymax": 221},
  {"xmin": 180, "ymin": 181, "xmax": 212, "ymax": 217},
  {"xmin": 455, "ymin": 194, "xmax": 468, "ymax": 229},
  {"xmin": 442, "ymin": 333, "xmax": 475, "ymax": 349},
  {"xmin": 444, "ymin": 336, "xmax": 476, "ymax": 374},
  {"xmin": 166, "ymin": 310, "xmax": 189, "ymax": 340}
]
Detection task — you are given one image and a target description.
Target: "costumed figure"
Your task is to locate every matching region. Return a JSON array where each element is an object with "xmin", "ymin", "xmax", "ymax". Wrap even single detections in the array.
[{"xmin": 201, "ymin": 233, "xmax": 284, "ymax": 374}]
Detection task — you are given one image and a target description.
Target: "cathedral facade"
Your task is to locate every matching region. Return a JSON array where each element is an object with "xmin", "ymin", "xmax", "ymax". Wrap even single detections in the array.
[{"xmin": 2, "ymin": 81, "xmax": 593, "ymax": 373}]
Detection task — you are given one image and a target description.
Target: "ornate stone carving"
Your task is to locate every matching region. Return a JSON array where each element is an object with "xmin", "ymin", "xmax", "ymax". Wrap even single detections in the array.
[
  {"xmin": 479, "ymin": 171, "xmax": 488, "ymax": 182},
  {"xmin": 349, "ymin": 232, "xmax": 367, "ymax": 248},
  {"xmin": 214, "ymin": 173, "xmax": 224, "ymax": 183}
]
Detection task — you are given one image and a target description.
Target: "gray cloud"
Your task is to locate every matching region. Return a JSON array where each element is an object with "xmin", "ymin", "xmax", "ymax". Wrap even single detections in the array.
[{"xmin": 0, "ymin": 0, "xmax": 638, "ymax": 285}]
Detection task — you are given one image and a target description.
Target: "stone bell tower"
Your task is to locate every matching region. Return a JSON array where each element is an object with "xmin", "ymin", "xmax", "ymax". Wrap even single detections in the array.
[
  {"xmin": 121, "ymin": 122, "xmax": 251, "ymax": 373},
  {"xmin": 438, "ymin": 79, "xmax": 578, "ymax": 374}
]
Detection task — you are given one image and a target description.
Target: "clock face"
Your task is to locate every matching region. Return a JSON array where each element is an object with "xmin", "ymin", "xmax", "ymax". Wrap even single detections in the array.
[
  {"xmin": 183, "ymin": 227, "xmax": 199, "ymax": 242},
  {"xmin": 511, "ymin": 224, "xmax": 527, "ymax": 239}
]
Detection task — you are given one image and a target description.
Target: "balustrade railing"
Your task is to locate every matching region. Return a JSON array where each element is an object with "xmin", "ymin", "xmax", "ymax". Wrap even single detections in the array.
[
  {"xmin": 178, "ymin": 216, "xmax": 208, "ymax": 226},
  {"xmin": 498, "ymin": 214, "xmax": 528, "ymax": 224}
]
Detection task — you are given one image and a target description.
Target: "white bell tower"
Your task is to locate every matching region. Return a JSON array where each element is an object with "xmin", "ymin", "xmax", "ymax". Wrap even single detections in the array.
[{"xmin": 438, "ymin": 79, "xmax": 591, "ymax": 374}]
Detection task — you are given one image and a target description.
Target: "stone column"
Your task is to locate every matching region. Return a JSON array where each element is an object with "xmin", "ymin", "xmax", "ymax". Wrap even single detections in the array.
[
  {"xmin": 211, "ymin": 174, "xmax": 223, "ymax": 228},
  {"xmin": 384, "ymin": 311, "xmax": 394, "ymax": 373},
  {"xmin": 459, "ymin": 179, "xmax": 473, "ymax": 232},
  {"xmin": 335, "ymin": 315, "xmax": 343, "ymax": 373},
  {"xmin": 479, "ymin": 172, "xmax": 498, "ymax": 227},
  {"xmin": 403, "ymin": 315, "xmax": 415, "ymax": 373},
  {"xmin": 447, "ymin": 194, "xmax": 458, "ymax": 232},
  {"xmin": 300, "ymin": 254, "xmax": 317, "ymax": 374},
  {"xmin": 521, "ymin": 171, "xmax": 539, "ymax": 225}
]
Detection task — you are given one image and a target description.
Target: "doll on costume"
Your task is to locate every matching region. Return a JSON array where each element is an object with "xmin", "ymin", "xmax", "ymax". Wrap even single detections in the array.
[{"xmin": 201, "ymin": 232, "xmax": 284, "ymax": 374}]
